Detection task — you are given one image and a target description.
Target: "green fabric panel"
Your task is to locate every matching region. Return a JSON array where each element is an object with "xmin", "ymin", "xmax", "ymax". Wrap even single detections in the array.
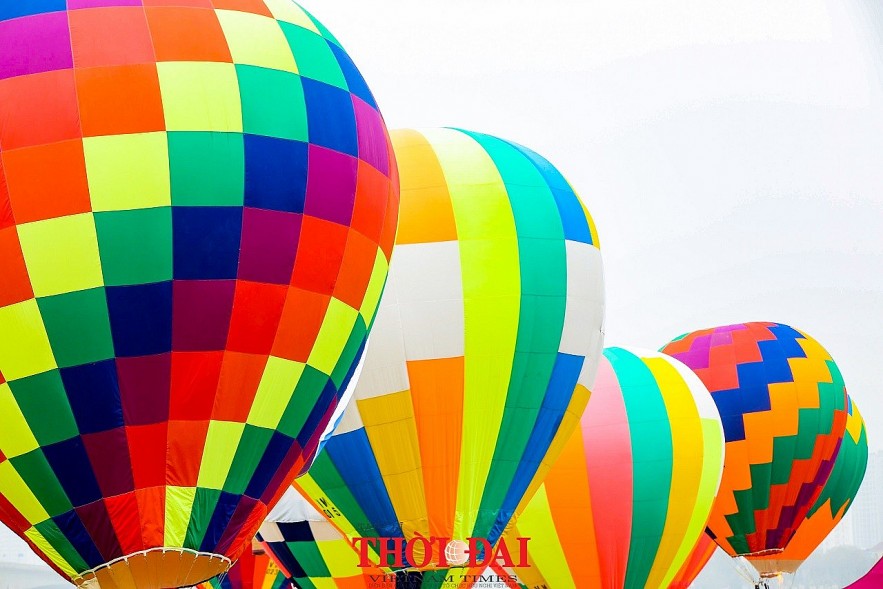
[
  {"xmin": 307, "ymin": 453, "xmax": 381, "ymax": 539},
  {"xmin": 290, "ymin": 542, "xmax": 330, "ymax": 576},
  {"xmin": 184, "ymin": 487, "xmax": 221, "ymax": 550},
  {"xmin": 9, "ymin": 450, "xmax": 71, "ymax": 516},
  {"xmin": 34, "ymin": 519, "xmax": 88, "ymax": 572},
  {"xmin": 605, "ymin": 348, "xmax": 674, "ymax": 589},
  {"xmin": 330, "ymin": 314, "xmax": 366, "ymax": 389},
  {"xmin": 278, "ymin": 365, "xmax": 328, "ymax": 439},
  {"xmin": 770, "ymin": 435, "xmax": 797, "ymax": 486},
  {"xmin": 461, "ymin": 132, "xmax": 567, "ymax": 539},
  {"xmin": 7, "ymin": 370, "xmax": 78, "ymax": 446},
  {"xmin": 810, "ymin": 422, "xmax": 868, "ymax": 517},
  {"xmin": 728, "ymin": 487, "xmax": 758, "ymax": 538},
  {"xmin": 304, "ymin": 9, "xmax": 341, "ymax": 47},
  {"xmin": 223, "ymin": 425, "xmax": 273, "ymax": 494},
  {"xmin": 292, "ymin": 577, "xmax": 318, "ymax": 589},
  {"xmin": 37, "ymin": 288, "xmax": 114, "ymax": 367},
  {"xmin": 168, "ymin": 131, "xmax": 244, "ymax": 206},
  {"xmin": 237, "ymin": 64, "xmax": 308, "ymax": 141},
  {"xmin": 281, "ymin": 23, "xmax": 347, "ymax": 89},
  {"xmin": 94, "ymin": 207, "xmax": 173, "ymax": 285}
]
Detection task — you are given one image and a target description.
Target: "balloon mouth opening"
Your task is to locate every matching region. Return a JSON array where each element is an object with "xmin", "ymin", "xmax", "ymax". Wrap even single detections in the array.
[
  {"xmin": 73, "ymin": 547, "xmax": 231, "ymax": 589},
  {"xmin": 744, "ymin": 548, "xmax": 784, "ymax": 557}
]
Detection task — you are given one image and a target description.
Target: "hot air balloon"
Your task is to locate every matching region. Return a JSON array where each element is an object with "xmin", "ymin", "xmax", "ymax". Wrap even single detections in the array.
[
  {"xmin": 661, "ymin": 322, "xmax": 850, "ymax": 579},
  {"xmin": 0, "ymin": 1, "xmax": 398, "ymax": 586},
  {"xmin": 668, "ymin": 534, "xmax": 716, "ymax": 589},
  {"xmin": 197, "ymin": 542, "xmax": 287, "ymax": 589},
  {"xmin": 293, "ymin": 127, "xmax": 605, "ymax": 573},
  {"xmin": 845, "ymin": 557, "xmax": 883, "ymax": 589},
  {"xmin": 258, "ymin": 488, "xmax": 393, "ymax": 589},
  {"xmin": 503, "ymin": 347, "xmax": 725, "ymax": 589},
  {"xmin": 749, "ymin": 396, "xmax": 868, "ymax": 578}
]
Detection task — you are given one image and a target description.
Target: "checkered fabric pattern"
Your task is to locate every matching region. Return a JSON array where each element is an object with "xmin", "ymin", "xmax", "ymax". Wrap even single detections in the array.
[
  {"xmin": 662, "ymin": 322, "xmax": 849, "ymax": 557},
  {"xmin": 0, "ymin": 0, "xmax": 398, "ymax": 582}
]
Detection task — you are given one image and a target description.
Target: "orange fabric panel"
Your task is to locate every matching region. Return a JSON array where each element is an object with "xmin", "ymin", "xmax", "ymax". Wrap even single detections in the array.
[
  {"xmin": 2, "ymin": 140, "xmax": 91, "ymax": 223},
  {"xmin": 407, "ymin": 357, "xmax": 464, "ymax": 540},
  {"xmin": 75, "ymin": 64, "xmax": 167, "ymax": 136},
  {"xmin": 390, "ymin": 130, "xmax": 458, "ymax": 245},
  {"xmin": 544, "ymin": 426, "xmax": 598, "ymax": 586}
]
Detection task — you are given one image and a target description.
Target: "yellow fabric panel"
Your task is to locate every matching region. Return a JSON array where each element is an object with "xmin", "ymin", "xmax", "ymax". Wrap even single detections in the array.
[
  {"xmin": 0, "ymin": 382, "xmax": 40, "ymax": 458},
  {"xmin": 644, "ymin": 357, "xmax": 704, "ymax": 589},
  {"xmin": 16, "ymin": 213, "xmax": 103, "ymax": 298},
  {"xmin": 197, "ymin": 420, "xmax": 246, "ymax": 490},
  {"xmin": 317, "ymin": 538, "xmax": 363, "ymax": 577},
  {"xmin": 421, "ymin": 128, "xmax": 520, "ymax": 541},
  {"xmin": 83, "ymin": 132, "xmax": 171, "ymax": 212},
  {"xmin": 164, "ymin": 486, "xmax": 196, "ymax": 547},
  {"xmin": 216, "ymin": 10, "xmax": 298, "ymax": 73},
  {"xmin": 309, "ymin": 298, "xmax": 358, "ymax": 376},
  {"xmin": 357, "ymin": 391, "xmax": 428, "ymax": 542},
  {"xmin": 25, "ymin": 527, "xmax": 77, "ymax": 579},
  {"xmin": 262, "ymin": 0, "xmax": 320, "ymax": 33},
  {"xmin": 248, "ymin": 357, "xmax": 305, "ymax": 429},
  {"xmin": 0, "ymin": 461, "xmax": 48, "ymax": 524},
  {"xmin": 510, "ymin": 485, "xmax": 573, "ymax": 588},
  {"xmin": 157, "ymin": 62, "xmax": 243, "ymax": 133},
  {"xmin": 359, "ymin": 249, "xmax": 389, "ymax": 326}
]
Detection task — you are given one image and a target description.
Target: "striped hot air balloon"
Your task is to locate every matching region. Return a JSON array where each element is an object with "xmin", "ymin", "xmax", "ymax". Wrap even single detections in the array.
[
  {"xmin": 668, "ymin": 534, "xmax": 716, "ymax": 589},
  {"xmin": 197, "ymin": 543, "xmax": 288, "ymax": 589},
  {"xmin": 661, "ymin": 322, "xmax": 850, "ymax": 578},
  {"xmin": 749, "ymin": 395, "xmax": 868, "ymax": 577},
  {"xmin": 504, "ymin": 348, "xmax": 725, "ymax": 589},
  {"xmin": 294, "ymin": 127, "xmax": 605, "ymax": 573},
  {"xmin": 0, "ymin": 1, "xmax": 398, "ymax": 586}
]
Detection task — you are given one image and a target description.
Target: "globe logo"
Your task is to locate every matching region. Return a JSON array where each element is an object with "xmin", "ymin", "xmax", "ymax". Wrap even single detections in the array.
[{"xmin": 444, "ymin": 539, "xmax": 469, "ymax": 566}]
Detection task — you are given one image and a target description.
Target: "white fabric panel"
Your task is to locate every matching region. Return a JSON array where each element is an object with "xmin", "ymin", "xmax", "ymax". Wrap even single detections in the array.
[
  {"xmin": 392, "ymin": 241, "xmax": 464, "ymax": 361},
  {"xmin": 265, "ymin": 487, "xmax": 326, "ymax": 523},
  {"xmin": 331, "ymin": 399, "xmax": 365, "ymax": 436},
  {"xmin": 561, "ymin": 241, "xmax": 605, "ymax": 386},
  {"xmin": 257, "ymin": 521, "xmax": 285, "ymax": 543},
  {"xmin": 310, "ymin": 519, "xmax": 345, "ymax": 542},
  {"xmin": 317, "ymin": 351, "xmax": 365, "ymax": 444},
  {"xmin": 352, "ymin": 266, "xmax": 409, "ymax": 400}
]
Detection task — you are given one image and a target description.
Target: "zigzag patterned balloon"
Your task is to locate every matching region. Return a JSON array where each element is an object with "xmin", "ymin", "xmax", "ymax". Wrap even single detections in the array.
[{"xmin": 662, "ymin": 322, "xmax": 850, "ymax": 570}]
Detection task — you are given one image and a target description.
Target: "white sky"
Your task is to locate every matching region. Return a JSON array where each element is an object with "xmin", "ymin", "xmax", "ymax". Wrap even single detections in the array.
[
  {"xmin": 4, "ymin": 0, "xmax": 883, "ymax": 585},
  {"xmin": 300, "ymin": 0, "xmax": 883, "ymax": 449}
]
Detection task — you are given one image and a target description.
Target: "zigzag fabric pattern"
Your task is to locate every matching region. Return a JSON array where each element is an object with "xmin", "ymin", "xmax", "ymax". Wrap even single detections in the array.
[{"xmin": 662, "ymin": 322, "xmax": 849, "ymax": 558}]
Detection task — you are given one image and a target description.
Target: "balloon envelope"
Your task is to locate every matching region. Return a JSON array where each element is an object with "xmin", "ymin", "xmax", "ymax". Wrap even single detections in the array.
[
  {"xmin": 295, "ymin": 127, "xmax": 605, "ymax": 571},
  {"xmin": 668, "ymin": 534, "xmax": 716, "ymax": 589},
  {"xmin": 504, "ymin": 348, "xmax": 725, "ymax": 589},
  {"xmin": 198, "ymin": 545, "xmax": 287, "ymax": 589},
  {"xmin": 259, "ymin": 488, "xmax": 392, "ymax": 588},
  {"xmin": 0, "ymin": 1, "xmax": 397, "ymax": 586},
  {"xmin": 749, "ymin": 396, "xmax": 868, "ymax": 577},
  {"xmin": 661, "ymin": 322, "xmax": 849, "ymax": 568}
]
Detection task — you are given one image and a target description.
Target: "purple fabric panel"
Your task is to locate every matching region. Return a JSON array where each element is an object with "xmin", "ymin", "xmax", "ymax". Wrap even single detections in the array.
[
  {"xmin": 304, "ymin": 145, "xmax": 358, "ymax": 226},
  {"xmin": 172, "ymin": 280, "xmax": 236, "ymax": 351},
  {"xmin": 238, "ymin": 207, "xmax": 302, "ymax": 285},
  {"xmin": 0, "ymin": 12, "xmax": 72, "ymax": 79}
]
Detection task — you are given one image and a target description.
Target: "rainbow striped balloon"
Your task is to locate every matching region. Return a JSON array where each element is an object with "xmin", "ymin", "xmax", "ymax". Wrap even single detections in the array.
[
  {"xmin": 505, "ymin": 348, "xmax": 724, "ymax": 589},
  {"xmin": 294, "ymin": 127, "xmax": 605, "ymax": 571}
]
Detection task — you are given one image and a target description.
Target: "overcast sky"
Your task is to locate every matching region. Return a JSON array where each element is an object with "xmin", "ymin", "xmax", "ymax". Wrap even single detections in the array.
[
  {"xmin": 4, "ymin": 0, "xmax": 883, "ymax": 585},
  {"xmin": 300, "ymin": 0, "xmax": 883, "ymax": 449}
]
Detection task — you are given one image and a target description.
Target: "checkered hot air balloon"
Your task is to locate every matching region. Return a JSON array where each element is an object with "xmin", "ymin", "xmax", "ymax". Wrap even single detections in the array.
[
  {"xmin": 294, "ymin": 128, "xmax": 605, "ymax": 573},
  {"xmin": 503, "ymin": 348, "xmax": 725, "ymax": 589},
  {"xmin": 661, "ymin": 322, "xmax": 851, "ymax": 578},
  {"xmin": 0, "ymin": 1, "xmax": 398, "ymax": 587}
]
